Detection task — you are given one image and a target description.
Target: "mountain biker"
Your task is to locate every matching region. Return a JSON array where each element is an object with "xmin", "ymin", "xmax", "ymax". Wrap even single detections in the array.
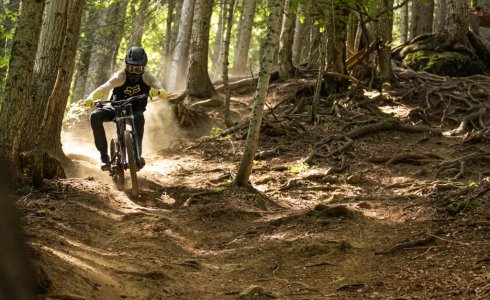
[{"xmin": 84, "ymin": 46, "xmax": 168, "ymax": 170}]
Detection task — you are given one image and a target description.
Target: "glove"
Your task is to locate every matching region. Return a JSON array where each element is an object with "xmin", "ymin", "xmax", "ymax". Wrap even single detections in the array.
[
  {"xmin": 83, "ymin": 97, "xmax": 95, "ymax": 108},
  {"xmin": 149, "ymin": 88, "xmax": 168, "ymax": 100}
]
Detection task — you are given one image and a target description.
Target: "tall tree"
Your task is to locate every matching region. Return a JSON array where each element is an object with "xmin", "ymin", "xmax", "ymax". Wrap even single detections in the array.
[
  {"xmin": 232, "ymin": 0, "xmax": 257, "ymax": 75},
  {"xmin": 436, "ymin": 0, "xmax": 447, "ymax": 33},
  {"xmin": 223, "ymin": 0, "xmax": 236, "ymax": 127},
  {"xmin": 376, "ymin": 0, "xmax": 395, "ymax": 83},
  {"xmin": 292, "ymin": 5, "xmax": 306, "ymax": 64},
  {"xmin": 278, "ymin": 0, "xmax": 297, "ymax": 79},
  {"xmin": 85, "ymin": 0, "xmax": 129, "ymax": 93},
  {"xmin": 346, "ymin": 12, "xmax": 358, "ymax": 58},
  {"xmin": 33, "ymin": 0, "xmax": 85, "ymax": 185},
  {"xmin": 23, "ymin": 0, "xmax": 69, "ymax": 152},
  {"xmin": 186, "ymin": 0, "xmax": 219, "ymax": 100},
  {"xmin": 410, "ymin": 0, "xmax": 435, "ymax": 39},
  {"xmin": 210, "ymin": 0, "xmax": 226, "ymax": 79},
  {"xmin": 127, "ymin": 0, "xmax": 150, "ymax": 48},
  {"xmin": 0, "ymin": 0, "xmax": 46, "ymax": 184},
  {"xmin": 72, "ymin": 7, "xmax": 99, "ymax": 102},
  {"xmin": 400, "ymin": 1, "xmax": 409, "ymax": 43},
  {"xmin": 441, "ymin": 0, "xmax": 468, "ymax": 45},
  {"xmin": 167, "ymin": 0, "xmax": 196, "ymax": 91},
  {"xmin": 325, "ymin": 1, "xmax": 348, "ymax": 78},
  {"xmin": 235, "ymin": 0, "xmax": 283, "ymax": 186}
]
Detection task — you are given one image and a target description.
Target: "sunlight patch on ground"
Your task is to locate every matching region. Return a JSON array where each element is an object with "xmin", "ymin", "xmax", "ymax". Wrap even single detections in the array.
[
  {"xmin": 378, "ymin": 104, "xmax": 411, "ymax": 118},
  {"xmin": 142, "ymin": 158, "xmax": 178, "ymax": 175},
  {"xmin": 75, "ymin": 202, "xmax": 124, "ymax": 221},
  {"xmin": 58, "ymin": 236, "xmax": 121, "ymax": 258},
  {"xmin": 34, "ymin": 243, "xmax": 118, "ymax": 285}
]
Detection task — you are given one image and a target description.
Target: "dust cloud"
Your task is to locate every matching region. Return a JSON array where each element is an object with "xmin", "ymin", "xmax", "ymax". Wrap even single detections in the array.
[
  {"xmin": 142, "ymin": 100, "xmax": 181, "ymax": 154},
  {"xmin": 61, "ymin": 100, "xmax": 181, "ymax": 181}
]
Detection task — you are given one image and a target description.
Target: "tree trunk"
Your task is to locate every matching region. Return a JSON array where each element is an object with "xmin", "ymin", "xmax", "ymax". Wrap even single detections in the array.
[
  {"xmin": 441, "ymin": 0, "xmax": 468, "ymax": 45},
  {"xmin": 292, "ymin": 5, "xmax": 305, "ymax": 64},
  {"xmin": 436, "ymin": 0, "xmax": 447, "ymax": 33},
  {"xmin": 278, "ymin": 0, "xmax": 296, "ymax": 79},
  {"xmin": 376, "ymin": 0, "xmax": 394, "ymax": 83},
  {"xmin": 167, "ymin": 0, "xmax": 195, "ymax": 91},
  {"xmin": 23, "ymin": 0, "xmax": 69, "ymax": 152},
  {"xmin": 410, "ymin": 0, "xmax": 435, "ymax": 39},
  {"xmin": 85, "ymin": 0, "xmax": 129, "ymax": 93},
  {"xmin": 235, "ymin": 0, "xmax": 282, "ymax": 187},
  {"xmin": 311, "ymin": 18, "xmax": 326, "ymax": 124},
  {"xmin": 0, "ymin": 0, "xmax": 46, "ymax": 185},
  {"xmin": 232, "ymin": 0, "xmax": 257, "ymax": 75},
  {"xmin": 187, "ymin": 0, "xmax": 219, "ymax": 100},
  {"xmin": 127, "ymin": 0, "xmax": 149, "ymax": 48},
  {"xmin": 400, "ymin": 1, "xmax": 409, "ymax": 43},
  {"xmin": 346, "ymin": 13, "xmax": 358, "ymax": 58},
  {"xmin": 0, "ymin": 0, "xmax": 20, "ymax": 93},
  {"xmin": 326, "ymin": 1, "xmax": 348, "ymax": 75},
  {"xmin": 33, "ymin": 0, "xmax": 85, "ymax": 186},
  {"xmin": 71, "ymin": 7, "xmax": 98, "ymax": 102},
  {"xmin": 161, "ymin": 0, "xmax": 179, "ymax": 87},
  {"xmin": 47, "ymin": 0, "xmax": 85, "ymax": 161},
  {"xmin": 223, "ymin": 0, "xmax": 236, "ymax": 127},
  {"xmin": 211, "ymin": 0, "xmax": 226, "ymax": 79}
]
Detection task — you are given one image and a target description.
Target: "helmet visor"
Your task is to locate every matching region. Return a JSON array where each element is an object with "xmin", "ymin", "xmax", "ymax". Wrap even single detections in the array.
[{"xmin": 126, "ymin": 65, "xmax": 145, "ymax": 74}]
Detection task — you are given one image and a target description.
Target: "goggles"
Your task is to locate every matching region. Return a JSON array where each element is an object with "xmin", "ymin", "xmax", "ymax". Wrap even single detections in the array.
[{"xmin": 126, "ymin": 65, "xmax": 145, "ymax": 74}]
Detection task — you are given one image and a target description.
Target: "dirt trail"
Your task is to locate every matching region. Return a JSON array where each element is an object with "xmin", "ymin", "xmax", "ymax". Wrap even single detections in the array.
[{"xmin": 17, "ymin": 90, "xmax": 490, "ymax": 299}]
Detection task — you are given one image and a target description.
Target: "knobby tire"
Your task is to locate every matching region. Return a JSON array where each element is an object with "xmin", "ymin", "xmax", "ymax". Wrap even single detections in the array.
[
  {"xmin": 124, "ymin": 131, "xmax": 139, "ymax": 196},
  {"xmin": 110, "ymin": 137, "xmax": 125, "ymax": 190}
]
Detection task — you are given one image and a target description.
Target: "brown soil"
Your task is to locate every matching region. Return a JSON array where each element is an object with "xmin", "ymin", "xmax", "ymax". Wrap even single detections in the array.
[{"xmin": 15, "ymin": 77, "xmax": 490, "ymax": 300}]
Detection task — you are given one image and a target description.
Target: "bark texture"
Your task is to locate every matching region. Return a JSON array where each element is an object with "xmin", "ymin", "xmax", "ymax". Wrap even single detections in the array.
[
  {"xmin": 187, "ymin": 0, "xmax": 218, "ymax": 99},
  {"xmin": 442, "ymin": 0, "xmax": 468, "ymax": 45},
  {"xmin": 0, "ymin": 0, "xmax": 46, "ymax": 184},
  {"xmin": 23, "ymin": 0, "xmax": 69, "ymax": 152},
  {"xmin": 235, "ymin": 0, "xmax": 283, "ymax": 186},
  {"xmin": 232, "ymin": 0, "xmax": 257, "ymax": 75},
  {"xmin": 167, "ymin": 0, "xmax": 196, "ymax": 91},
  {"xmin": 127, "ymin": 0, "xmax": 149, "ymax": 48},
  {"xmin": 278, "ymin": 0, "xmax": 296, "ymax": 79},
  {"xmin": 410, "ymin": 0, "xmax": 434, "ymax": 39}
]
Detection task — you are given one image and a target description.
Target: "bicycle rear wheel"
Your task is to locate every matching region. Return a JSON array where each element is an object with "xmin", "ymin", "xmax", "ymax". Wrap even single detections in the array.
[
  {"xmin": 110, "ymin": 137, "xmax": 125, "ymax": 190},
  {"xmin": 124, "ymin": 131, "xmax": 139, "ymax": 196}
]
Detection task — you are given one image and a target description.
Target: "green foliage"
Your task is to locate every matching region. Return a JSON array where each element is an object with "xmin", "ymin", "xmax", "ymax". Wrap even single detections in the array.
[
  {"xmin": 288, "ymin": 162, "xmax": 309, "ymax": 174},
  {"xmin": 0, "ymin": 8, "xmax": 18, "ymax": 69},
  {"xmin": 210, "ymin": 127, "xmax": 222, "ymax": 136},
  {"xmin": 446, "ymin": 199, "xmax": 481, "ymax": 216},
  {"xmin": 467, "ymin": 181, "xmax": 478, "ymax": 188}
]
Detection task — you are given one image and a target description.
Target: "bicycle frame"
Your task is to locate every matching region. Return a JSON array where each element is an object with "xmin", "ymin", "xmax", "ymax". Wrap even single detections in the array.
[
  {"xmin": 112, "ymin": 100, "xmax": 141, "ymax": 170},
  {"xmin": 96, "ymin": 94, "xmax": 146, "ymax": 195}
]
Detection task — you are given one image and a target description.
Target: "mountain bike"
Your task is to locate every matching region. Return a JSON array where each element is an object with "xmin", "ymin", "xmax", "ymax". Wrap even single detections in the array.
[{"xmin": 95, "ymin": 94, "xmax": 146, "ymax": 196}]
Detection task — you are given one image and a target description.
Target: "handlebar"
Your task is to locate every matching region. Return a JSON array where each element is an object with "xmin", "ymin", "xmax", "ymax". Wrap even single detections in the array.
[{"xmin": 95, "ymin": 94, "xmax": 148, "ymax": 108}]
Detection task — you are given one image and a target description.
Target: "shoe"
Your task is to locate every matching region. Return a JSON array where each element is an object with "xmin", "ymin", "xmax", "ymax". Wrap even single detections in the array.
[
  {"xmin": 137, "ymin": 157, "xmax": 145, "ymax": 171},
  {"xmin": 100, "ymin": 154, "xmax": 110, "ymax": 171}
]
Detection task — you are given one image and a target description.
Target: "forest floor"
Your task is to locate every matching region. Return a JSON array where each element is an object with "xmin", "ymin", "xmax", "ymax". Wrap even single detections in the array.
[{"xmin": 15, "ymin": 70, "xmax": 490, "ymax": 300}]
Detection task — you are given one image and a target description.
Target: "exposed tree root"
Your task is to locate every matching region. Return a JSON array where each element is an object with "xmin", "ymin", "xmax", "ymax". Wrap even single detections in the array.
[{"xmin": 374, "ymin": 235, "xmax": 436, "ymax": 255}]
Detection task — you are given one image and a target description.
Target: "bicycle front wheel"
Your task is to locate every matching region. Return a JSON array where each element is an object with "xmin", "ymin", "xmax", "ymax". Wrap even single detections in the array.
[
  {"xmin": 124, "ymin": 131, "xmax": 139, "ymax": 196},
  {"xmin": 110, "ymin": 137, "xmax": 125, "ymax": 190}
]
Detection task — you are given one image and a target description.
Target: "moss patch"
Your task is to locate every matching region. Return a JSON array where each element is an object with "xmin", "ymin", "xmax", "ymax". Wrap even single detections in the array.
[{"xmin": 403, "ymin": 50, "xmax": 485, "ymax": 76}]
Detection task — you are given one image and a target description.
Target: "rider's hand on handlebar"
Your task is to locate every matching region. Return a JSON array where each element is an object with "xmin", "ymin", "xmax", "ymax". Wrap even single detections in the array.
[
  {"xmin": 149, "ymin": 88, "xmax": 168, "ymax": 101},
  {"xmin": 83, "ymin": 97, "xmax": 95, "ymax": 108}
]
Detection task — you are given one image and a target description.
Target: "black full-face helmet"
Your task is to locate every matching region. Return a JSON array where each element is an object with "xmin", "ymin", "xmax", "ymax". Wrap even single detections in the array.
[{"xmin": 125, "ymin": 47, "xmax": 147, "ymax": 75}]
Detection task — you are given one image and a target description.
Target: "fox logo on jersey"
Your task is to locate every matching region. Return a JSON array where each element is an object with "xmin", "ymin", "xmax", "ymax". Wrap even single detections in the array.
[{"xmin": 124, "ymin": 85, "xmax": 141, "ymax": 96}]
